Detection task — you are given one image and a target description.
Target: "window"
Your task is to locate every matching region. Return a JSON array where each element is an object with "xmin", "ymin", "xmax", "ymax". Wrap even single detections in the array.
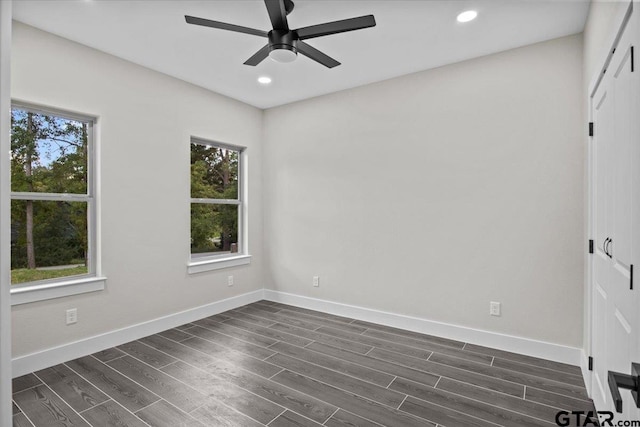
[
  {"xmin": 189, "ymin": 138, "xmax": 249, "ymax": 273},
  {"xmin": 10, "ymin": 103, "xmax": 103, "ymax": 304}
]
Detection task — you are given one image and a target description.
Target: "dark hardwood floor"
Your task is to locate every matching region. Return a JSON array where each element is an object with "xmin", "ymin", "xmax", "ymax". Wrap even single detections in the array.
[{"xmin": 12, "ymin": 300, "xmax": 594, "ymax": 426}]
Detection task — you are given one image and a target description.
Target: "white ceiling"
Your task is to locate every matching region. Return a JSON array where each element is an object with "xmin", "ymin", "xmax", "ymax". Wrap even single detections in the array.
[{"xmin": 13, "ymin": 0, "xmax": 590, "ymax": 109}]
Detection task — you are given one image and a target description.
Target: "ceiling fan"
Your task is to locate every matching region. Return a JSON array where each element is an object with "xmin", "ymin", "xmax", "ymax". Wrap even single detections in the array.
[{"xmin": 185, "ymin": 0, "xmax": 376, "ymax": 68}]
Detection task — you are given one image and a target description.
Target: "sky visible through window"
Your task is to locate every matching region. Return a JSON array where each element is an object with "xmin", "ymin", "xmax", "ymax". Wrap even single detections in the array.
[{"xmin": 11, "ymin": 109, "xmax": 83, "ymax": 171}]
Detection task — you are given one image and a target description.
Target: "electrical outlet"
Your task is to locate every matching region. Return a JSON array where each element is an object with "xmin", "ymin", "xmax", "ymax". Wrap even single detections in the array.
[
  {"xmin": 313, "ymin": 276, "xmax": 320, "ymax": 287},
  {"xmin": 66, "ymin": 308, "xmax": 77, "ymax": 325},
  {"xmin": 228, "ymin": 275, "xmax": 234, "ymax": 287},
  {"xmin": 489, "ymin": 301, "xmax": 501, "ymax": 317}
]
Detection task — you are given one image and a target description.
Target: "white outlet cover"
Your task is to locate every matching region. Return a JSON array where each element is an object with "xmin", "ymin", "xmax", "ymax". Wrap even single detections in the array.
[
  {"xmin": 313, "ymin": 276, "xmax": 319, "ymax": 287},
  {"xmin": 489, "ymin": 302, "xmax": 501, "ymax": 316},
  {"xmin": 228, "ymin": 276, "xmax": 234, "ymax": 286},
  {"xmin": 66, "ymin": 308, "xmax": 77, "ymax": 325}
]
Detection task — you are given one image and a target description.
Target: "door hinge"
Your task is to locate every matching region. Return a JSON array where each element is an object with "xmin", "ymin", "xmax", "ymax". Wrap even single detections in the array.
[
  {"xmin": 631, "ymin": 264, "xmax": 634, "ymax": 290},
  {"xmin": 632, "ymin": 46, "xmax": 635, "ymax": 72},
  {"xmin": 589, "ymin": 356, "xmax": 594, "ymax": 371},
  {"xmin": 589, "ymin": 122, "xmax": 594, "ymax": 137},
  {"xmin": 589, "ymin": 239, "xmax": 594, "ymax": 254}
]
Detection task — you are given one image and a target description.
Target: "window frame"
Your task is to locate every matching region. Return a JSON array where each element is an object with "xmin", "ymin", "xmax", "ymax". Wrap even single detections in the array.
[
  {"xmin": 188, "ymin": 137, "xmax": 250, "ymax": 274},
  {"xmin": 9, "ymin": 101, "xmax": 105, "ymax": 305}
]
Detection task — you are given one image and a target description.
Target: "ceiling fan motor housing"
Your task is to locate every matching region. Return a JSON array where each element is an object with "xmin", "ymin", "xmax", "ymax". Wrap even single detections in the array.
[{"xmin": 268, "ymin": 30, "xmax": 298, "ymax": 54}]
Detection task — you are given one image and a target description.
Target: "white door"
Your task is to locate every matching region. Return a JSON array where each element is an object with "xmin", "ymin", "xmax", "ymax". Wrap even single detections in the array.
[{"xmin": 590, "ymin": 4, "xmax": 640, "ymax": 421}]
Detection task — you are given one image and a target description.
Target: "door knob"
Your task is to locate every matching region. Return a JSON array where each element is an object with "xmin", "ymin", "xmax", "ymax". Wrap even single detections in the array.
[{"xmin": 608, "ymin": 362, "xmax": 640, "ymax": 412}]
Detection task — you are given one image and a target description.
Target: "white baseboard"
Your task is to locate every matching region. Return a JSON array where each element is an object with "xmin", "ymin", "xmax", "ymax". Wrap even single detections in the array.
[
  {"xmin": 263, "ymin": 290, "xmax": 583, "ymax": 367},
  {"xmin": 12, "ymin": 288, "xmax": 586, "ymax": 378},
  {"xmin": 12, "ymin": 289, "xmax": 264, "ymax": 377}
]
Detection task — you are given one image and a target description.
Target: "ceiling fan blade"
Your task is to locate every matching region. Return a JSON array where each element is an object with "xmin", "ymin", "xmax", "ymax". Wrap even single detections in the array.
[
  {"xmin": 296, "ymin": 15, "xmax": 376, "ymax": 40},
  {"xmin": 297, "ymin": 42, "xmax": 340, "ymax": 68},
  {"xmin": 264, "ymin": 0, "xmax": 289, "ymax": 30},
  {"xmin": 185, "ymin": 15, "xmax": 268, "ymax": 38},
  {"xmin": 244, "ymin": 44, "xmax": 271, "ymax": 66}
]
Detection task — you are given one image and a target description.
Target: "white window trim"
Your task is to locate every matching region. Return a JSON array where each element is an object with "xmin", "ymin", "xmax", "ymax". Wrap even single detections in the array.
[
  {"xmin": 9, "ymin": 101, "xmax": 104, "ymax": 302},
  {"xmin": 188, "ymin": 138, "xmax": 249, "ymax": 275},
  {"xmin": 11, "ymin": 276, "xmax": 106, "ymax": 306},
  {"xmin": 187, "ymin": 254, "xmax": 251, "ymax": 274}
]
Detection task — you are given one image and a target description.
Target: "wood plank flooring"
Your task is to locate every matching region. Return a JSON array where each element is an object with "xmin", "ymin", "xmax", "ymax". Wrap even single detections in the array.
[{"xmin": 12, "ymin": 300, "xmax": 594, "ymax": 427}]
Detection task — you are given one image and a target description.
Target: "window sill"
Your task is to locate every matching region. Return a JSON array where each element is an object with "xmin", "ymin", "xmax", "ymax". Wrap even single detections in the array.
[
  {"xmin": 187, "ymin": 254, "xmax": 251, "ymax": 274},
  {"xmin": 11, "ymin": 276, "xmax": 106, "ymax": 306}
]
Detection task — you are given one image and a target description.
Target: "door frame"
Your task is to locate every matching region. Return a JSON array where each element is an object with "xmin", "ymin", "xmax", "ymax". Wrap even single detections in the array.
[
  {"xmin": 0, "ymin": 2, "xmax": 11, "ymax": 426},
  {"xmin": 586, "ymin": 0, "xmax": 634, "ymax": 400}
]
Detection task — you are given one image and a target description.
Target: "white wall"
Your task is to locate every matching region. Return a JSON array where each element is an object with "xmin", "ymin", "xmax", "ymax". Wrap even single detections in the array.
[
  {"xmin": 11, "ymin": 22, "xmax": 264, "ymax": 357},
  {"xmin": 263, "ymin": 34, "xmax": 584, "ymax": 347},
  {"xmin": 11, "ymin": 19, "xmax": 587, "ymax": 359}
]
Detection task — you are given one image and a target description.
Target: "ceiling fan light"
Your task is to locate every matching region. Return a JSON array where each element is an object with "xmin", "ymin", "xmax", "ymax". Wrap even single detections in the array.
[{"xmin": 269, "ymin": 48, "xmax": 298, "ymax": 63}]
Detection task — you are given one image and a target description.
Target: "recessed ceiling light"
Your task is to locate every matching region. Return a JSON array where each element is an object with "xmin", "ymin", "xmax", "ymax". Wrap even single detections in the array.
[
  {"xmin": 257, "ymin": 76, "xmax": 272, "ymax": 85},
  {"xmin": 457, "ymin": 10, "xmax": 478, "ymax": 23}
]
